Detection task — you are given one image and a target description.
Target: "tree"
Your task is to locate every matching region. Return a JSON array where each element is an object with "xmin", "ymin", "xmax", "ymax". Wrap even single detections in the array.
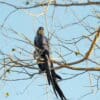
[{"xmin": 0, "ymin": 0, "xmax": 100, "ymax": 100}]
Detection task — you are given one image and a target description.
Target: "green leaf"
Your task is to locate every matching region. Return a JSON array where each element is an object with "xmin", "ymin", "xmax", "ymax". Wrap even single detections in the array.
[
  {"xmin": 5, "ymin": 92, "xmax": 10, "ymax": 97},
  {"xmin": 75, "ymin": 51, "xmax": 81, "ymax": 56},
  {"xmin": 12, "ymin": 48, "xmax": 16, "ymax": 52},
  {"xmin": 6, "ymin": 69, "xmax": 10, "ymax": 73},
  {"xmin": 26, "ymin": 1, "xmax": 30, "ymax": 5}
]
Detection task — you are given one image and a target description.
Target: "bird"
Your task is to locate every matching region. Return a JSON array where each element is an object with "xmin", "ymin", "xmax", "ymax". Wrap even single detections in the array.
[{"xmin": 34, "ymin": 27, "xmax": 67, "ymax": 100}]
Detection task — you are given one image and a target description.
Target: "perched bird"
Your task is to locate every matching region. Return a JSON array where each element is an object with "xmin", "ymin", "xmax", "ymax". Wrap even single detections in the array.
[{"xmin": 34, "ymin": 27, "xmax": 67, "ymax": 100}]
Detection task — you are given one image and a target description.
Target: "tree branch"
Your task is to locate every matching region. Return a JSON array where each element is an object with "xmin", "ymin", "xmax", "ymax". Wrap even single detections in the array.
[
  {"xmin": 53, "ymin": 29, "xmax": 100, "ymax": 71},
  {"xmin": 0, "ymin": 1, "xmax": 100, "ymax": 9}
]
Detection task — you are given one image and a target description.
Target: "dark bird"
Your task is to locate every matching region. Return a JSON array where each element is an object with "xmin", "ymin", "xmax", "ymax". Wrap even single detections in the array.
[{"xmin": 34, "ymin": 27, "xmax": 67, "ymax": 100}]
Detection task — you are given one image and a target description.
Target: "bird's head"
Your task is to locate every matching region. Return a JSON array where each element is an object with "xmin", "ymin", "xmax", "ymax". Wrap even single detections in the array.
[{"xmin": 37, "ymin": 27, "xmax": 44, "ymax": 35}]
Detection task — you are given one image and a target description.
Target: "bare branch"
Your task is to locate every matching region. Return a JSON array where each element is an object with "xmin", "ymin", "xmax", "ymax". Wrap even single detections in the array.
[{"xmin": 0, "ymin": 1, "xmax": 100, "ymax": 9}]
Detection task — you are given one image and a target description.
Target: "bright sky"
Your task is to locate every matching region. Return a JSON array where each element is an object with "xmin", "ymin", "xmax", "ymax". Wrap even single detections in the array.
[{"xmin": 0, "ymin": 0, "xmax": 100, "ymax": 100}]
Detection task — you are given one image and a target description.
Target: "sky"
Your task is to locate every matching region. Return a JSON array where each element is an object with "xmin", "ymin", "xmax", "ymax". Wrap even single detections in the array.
[{"xmin": 0, "ymin": 0, "xmax": 100, "ymax": 100}]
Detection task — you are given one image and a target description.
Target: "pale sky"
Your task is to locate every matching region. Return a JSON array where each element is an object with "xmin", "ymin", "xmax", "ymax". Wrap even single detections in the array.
[{"xmin": 0, "ymin": 0, "xmax": 100, "ymax": 100}]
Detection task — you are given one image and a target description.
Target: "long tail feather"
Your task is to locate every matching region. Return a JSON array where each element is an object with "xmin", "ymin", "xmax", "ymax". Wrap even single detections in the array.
[
  {"xmin": 51, "ymin": 62, "xmax": 62, "ymax": 80},
  {"xmin": 51, "ymin": 76, "xmax": 67, "ymax": 100},
  {"xmin": 45, "ymin": 55, "xmax": 67, "ymax": 100}
]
